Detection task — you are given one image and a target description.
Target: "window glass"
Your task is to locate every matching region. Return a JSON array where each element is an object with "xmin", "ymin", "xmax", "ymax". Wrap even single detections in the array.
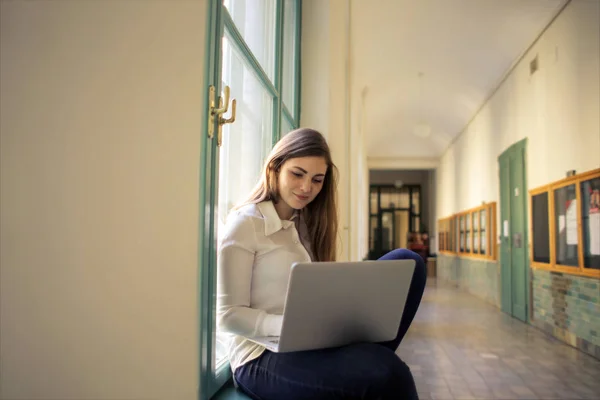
[
  {"xmin": 224, "ymin": 0, "xmax": 276, "ymax": 80},
  {"xmin": 480, "ymin": 209, "xmax": 487, "ymax": 255},
  {"xmin": 532, "ymin": 193, "xmax": 550, "ymax": 263},
  {"xmin": 466, "ymin": 213, "xmax": 471, "ymax": 252},
  {"xmin": 473, "ymin": 211, "xmax": 479, "ymax": 254},
  {"xmin": 581, "ymin": 177, "xmax": 600, "ymax": 269},
  {"xmin": 281, "ymin": 114, "xmax": 294, "ymax": 137},
  {"xmin": 554, "ymin": 184, "xmax": 578, "ymax": 266},
  {"xmin": 282, "ymin": 0, "xmax": 297, "ymax": 115},
  {"xmin": 216, "ymin": 33, "xmax": 274, "ymax": 367}
]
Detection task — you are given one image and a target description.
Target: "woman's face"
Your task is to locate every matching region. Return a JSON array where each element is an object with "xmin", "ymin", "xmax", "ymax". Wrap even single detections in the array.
[{"xmin": 276, "ymin": 156, "xmax": 328, "ymax": 216}]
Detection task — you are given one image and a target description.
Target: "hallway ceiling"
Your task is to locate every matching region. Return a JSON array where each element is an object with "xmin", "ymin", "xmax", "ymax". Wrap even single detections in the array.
[{"xmin": 351, "ymin": 0, "xmax": 568, "ymax": 165}]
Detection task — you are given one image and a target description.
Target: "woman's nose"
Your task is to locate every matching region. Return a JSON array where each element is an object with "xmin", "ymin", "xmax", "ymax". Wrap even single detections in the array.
[{"xmin": 301, "ymin": 178, "xmax": 312, "ymax": 193}]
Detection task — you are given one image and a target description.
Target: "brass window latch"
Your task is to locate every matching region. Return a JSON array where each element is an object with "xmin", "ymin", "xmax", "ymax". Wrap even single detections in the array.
[{"xmin": 208, "ymin": 85, "xmax": 237, "ymax": 146}]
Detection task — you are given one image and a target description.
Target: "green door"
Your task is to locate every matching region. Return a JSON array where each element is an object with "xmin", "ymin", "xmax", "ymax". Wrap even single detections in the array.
[
  {"xmin": 499, "ymin": 139, "xmax": 529, "ymax": 322},
  {"xmin": 499, "ymin": 157, "xmax": 512, "ymax": 315}
]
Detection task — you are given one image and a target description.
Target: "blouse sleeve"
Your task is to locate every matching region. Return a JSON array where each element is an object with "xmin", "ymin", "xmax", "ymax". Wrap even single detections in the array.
[{"xmin": 216, "ymin": 212, "xmax": 283, "ymax": 337}]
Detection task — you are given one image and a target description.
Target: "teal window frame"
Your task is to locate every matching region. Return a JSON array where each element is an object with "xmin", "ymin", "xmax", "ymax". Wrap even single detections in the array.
[{"xmin": 200, "ymin": 1, "xmax": 303, "ymax": 398}]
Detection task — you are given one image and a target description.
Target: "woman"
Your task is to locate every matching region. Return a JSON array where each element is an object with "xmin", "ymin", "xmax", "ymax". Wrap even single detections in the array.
[{"xmin": 217, "ymin": 128, "xmax": 426, "ymax": 400}]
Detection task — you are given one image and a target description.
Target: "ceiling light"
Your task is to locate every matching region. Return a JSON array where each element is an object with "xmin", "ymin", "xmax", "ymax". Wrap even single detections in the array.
[{"xmin": 414, "ymin": 123, "xmax": 431, "ymax": 138}]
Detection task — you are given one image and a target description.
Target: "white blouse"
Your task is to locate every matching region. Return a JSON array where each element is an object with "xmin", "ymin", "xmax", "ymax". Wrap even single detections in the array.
[{"xmin": 216, "ymin": 201, "xmax": 313, "ymax": 372}]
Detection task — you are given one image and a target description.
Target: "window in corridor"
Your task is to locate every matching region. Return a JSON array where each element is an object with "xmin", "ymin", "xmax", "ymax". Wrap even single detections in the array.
[
  {"xmin": 529, "ymin": 168, "xmax": 600, "ymax": 278},
  {"xmin": 438, "ymin": 202, "xmax": 497, "ymax": 260}
]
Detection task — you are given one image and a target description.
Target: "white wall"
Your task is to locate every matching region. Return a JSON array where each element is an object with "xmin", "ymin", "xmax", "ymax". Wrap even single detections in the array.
[
  {"xmin": 302, "ymin": 0, "xmax": 370, "ymax": 261},
  {"xmin": 351, "ymin": 90, "xmax": 371, "ymax": 261},
  {"xmin": 300, "ymin": 0, "xmax": 330, "ymax": 136},
  {"xmin": 436, "ymin": 0, "xmax": 600, "ymax": 249},
  {"xmin": 0, "ymin": 1, "xmax": 207, "ymax": 399}
]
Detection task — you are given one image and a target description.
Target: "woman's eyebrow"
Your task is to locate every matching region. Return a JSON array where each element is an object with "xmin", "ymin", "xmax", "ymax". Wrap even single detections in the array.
[
  {"xmin": 291, "ymin": 166, "xmax": 308, "ymax": 173},
  {"xmin": 291, "ymin": 166, "xmax": 325, "ymax": 177}
]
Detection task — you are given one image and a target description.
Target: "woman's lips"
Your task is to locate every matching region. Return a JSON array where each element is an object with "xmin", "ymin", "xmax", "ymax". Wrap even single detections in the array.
[{"xmin": 295, "ymin": 194, "xmax": 309, "ymax": 201}]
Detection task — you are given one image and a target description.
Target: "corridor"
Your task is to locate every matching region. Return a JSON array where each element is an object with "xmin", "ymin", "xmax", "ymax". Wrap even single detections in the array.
[{"xmin": 400, "ymin": 281, "xmax": 600, "ymax": 400}]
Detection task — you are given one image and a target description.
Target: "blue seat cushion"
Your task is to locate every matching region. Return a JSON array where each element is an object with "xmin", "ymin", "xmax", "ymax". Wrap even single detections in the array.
[{"xmin": 211, "ymin": 382, "xmax": 252, "ymax": 400}]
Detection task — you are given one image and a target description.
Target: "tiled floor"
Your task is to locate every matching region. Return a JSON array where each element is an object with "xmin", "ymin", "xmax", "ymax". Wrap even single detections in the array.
[{"xmin": 398, "ymin": 281, "xmax": 600, "ymax": 400}]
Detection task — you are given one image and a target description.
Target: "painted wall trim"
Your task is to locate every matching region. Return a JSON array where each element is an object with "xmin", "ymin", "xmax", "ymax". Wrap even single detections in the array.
[{"xmin": 368, "ymin": 157, "xmax": 439, "ymax": 170}]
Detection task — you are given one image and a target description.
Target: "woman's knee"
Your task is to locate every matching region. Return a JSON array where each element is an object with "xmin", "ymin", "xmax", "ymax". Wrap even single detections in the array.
[
  {"xmin": 387, "ymin": 359, "xmax": 418, "ymax": 399},
  {"xmin": 379, "ymin": 249, "xmax": 426, "ymax": 275},
  {"xmin": 344, "ymin": 344, "xmax": 415, "ymax": 397},
  {"xmin": 369, "ymin": 353, "xmax": 418, "ymax": 399}
]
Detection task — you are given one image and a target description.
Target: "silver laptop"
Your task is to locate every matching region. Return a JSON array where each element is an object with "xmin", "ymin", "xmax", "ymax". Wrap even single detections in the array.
[{"xmin": 248, "ymin": 259, "xmax": 415, "ymax": 353}]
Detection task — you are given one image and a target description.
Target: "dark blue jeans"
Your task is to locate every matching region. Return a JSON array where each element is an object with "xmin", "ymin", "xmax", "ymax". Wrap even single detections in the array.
[{"xmin": 234, "ymin": 249, "xmax": 427, "ymax": 400}]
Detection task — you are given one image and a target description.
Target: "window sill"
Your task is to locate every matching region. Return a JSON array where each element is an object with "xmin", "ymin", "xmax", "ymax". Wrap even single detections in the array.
[
  {"xmin": 211, "ymin": 381, "xmax": 252, "ymax": 400},
  {"xmin": 438, "ymin": 251, "xmax": 496, "ymax": 261},
  {"xmin": 531, "ymin": 262, "xmax": 600, "ymax": 279}
]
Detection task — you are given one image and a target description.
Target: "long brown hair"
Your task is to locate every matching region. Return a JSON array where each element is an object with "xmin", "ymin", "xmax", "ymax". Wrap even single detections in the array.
[{"xmin": 238, "ymin": 128, "xmax": 338, "ymax": 262}]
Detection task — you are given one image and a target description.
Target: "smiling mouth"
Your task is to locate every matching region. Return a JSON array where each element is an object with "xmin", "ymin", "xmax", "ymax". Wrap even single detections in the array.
[{"xmin": 295, "ymin": 194, "xmax": 309, "ymax": 201}]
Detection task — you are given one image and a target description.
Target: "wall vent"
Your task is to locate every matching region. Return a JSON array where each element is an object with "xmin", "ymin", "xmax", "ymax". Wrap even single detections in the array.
[{"xmin": 530, "ymin": 55, "xmax": 539, "ymax": 75}]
